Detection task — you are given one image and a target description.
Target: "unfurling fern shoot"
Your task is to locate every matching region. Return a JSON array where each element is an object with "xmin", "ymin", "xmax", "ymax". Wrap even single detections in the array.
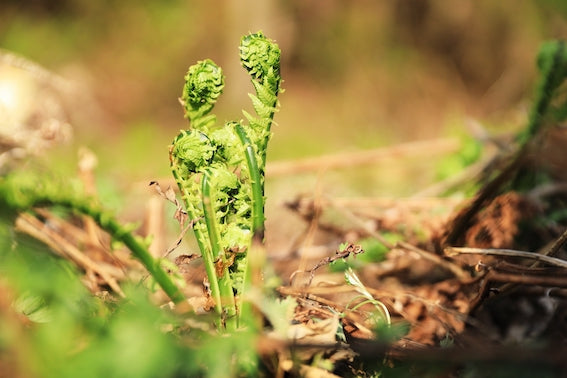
[{"xmin": 169, "ymin": 32, "xmax": 282, "ymax": 330}]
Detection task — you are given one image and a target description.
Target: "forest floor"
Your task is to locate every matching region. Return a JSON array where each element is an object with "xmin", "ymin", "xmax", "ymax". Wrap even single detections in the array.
[{"xmin": 9, "ymin": 130, "xmax": 567, "ymax": 377}]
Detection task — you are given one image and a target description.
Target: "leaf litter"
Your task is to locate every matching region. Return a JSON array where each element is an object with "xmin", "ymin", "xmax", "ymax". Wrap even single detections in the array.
[
  {"xmin": 7, "ymin": 127, "xmax": 567, "ymax": 376},
  {"xmin": 6, "ymin": 41, "xmax": 567, "ymax": 376}
]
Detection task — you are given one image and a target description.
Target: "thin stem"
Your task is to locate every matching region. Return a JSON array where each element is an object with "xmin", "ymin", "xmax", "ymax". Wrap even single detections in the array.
[
  {"xmin": 259, "ymin": 103, "xmax": 278, "ymax": 172},
  {"xmin": 543, "ymin": 227, "xmax": 567, "ymax": 258},
  {"xmin": 444, "ymin": 246, "xmax": 567, "ymax": 269},
  {"xmin": 235, "ymin": 124, "xmax": 265, "ymax": 237},
  {"xmin": 201, "ymin": 171, "xmax": 222, "ymax": 259},
  {"xmin": 83, "ymin": 204, "xmax": 185, "ymax": 303},
  {"xmin": 174, "ymin": 172, "xmax": 223, "ymax": 314},
  {"xmin": 234, "ymin": 125, "xmax": 266, "ymax": 331},
  {"xmin": 202, "ymin": 170, "xmax": 238, "ymax": 331},
  {"xmin": 12, "ymin": 196, "xmax": 186, "ymax": 303}
]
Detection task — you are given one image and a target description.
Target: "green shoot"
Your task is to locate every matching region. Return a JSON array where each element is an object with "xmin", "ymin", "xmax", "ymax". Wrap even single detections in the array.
[
  {"xmin": 0, "ymin": 170, "xmax": 185, "ymax": 304},
  {"xmin": 344, "ymin": 267, "xmax": 391, "ymax": 327},
  {"xmin": 169, "ymin": 32, "xmax": 282, "ymax": 329}
]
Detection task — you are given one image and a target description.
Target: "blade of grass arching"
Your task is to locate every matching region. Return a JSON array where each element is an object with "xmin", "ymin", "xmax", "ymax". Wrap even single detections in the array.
[
  {"xmin": 2, "ymin": 189, "xmax": 186, "ymax": 304},
  {"xmin": 202, "ymin": 169, "xmax": 238, "ymax": 330},
  {"xmin": 80, "ymin": 202, "xmax": 186, "ymax": 303}
]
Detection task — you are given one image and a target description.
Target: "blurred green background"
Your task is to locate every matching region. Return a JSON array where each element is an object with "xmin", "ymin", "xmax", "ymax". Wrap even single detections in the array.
[{"xmin": 1, "ymin": 0, "xmax": 566, "ymax": 194}]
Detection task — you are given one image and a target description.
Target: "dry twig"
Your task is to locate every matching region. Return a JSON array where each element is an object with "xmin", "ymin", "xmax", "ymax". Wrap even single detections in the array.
[
  {"xmin": 15, "ymin": 212, "xmax": 125, "ymax": 296},
  {"xmin": 445, "ymin": 246, "xmax": 567, "ymax": 269}
]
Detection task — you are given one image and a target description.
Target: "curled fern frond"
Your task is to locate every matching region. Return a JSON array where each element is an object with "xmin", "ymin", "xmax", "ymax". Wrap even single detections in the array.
[
  {"xmin": 169, "ymin": 130, "xmax": 214, "ymax": 175},
  {"xmin": 181, "ymin": 59, "xmax": 225, "ymax": 130},
  {"xmin": 239, "ymin": 32, "xmax": 281, "ymax": 94},
  {"xmin": 169, "ymin": 32, "xmax": 283, "ymax": 329},
  {"xmin": 239, "ymin": 32, "xmax": 282, "ymax": 167},
  {"xmin": 210, "ymin": 123, "xmax": 245, "ymax": 166}
]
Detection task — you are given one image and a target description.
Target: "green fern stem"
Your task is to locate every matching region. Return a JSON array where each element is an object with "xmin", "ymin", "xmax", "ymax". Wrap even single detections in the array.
[
  {"xmin": 202, "ymin": 169, "xmax": 238, "ymax": 330},
  {"xmin": 169, "ymin": 32, "xmax": 282, "ymax": 330},
  {"xmin": 234, "ymin": 124, "xmax": 264, "ymax": 238},
  {"xmin": 0, "ymin": 174, "xmax": 185, "ymax": 304},
  {"xmin": 77, "ymin": 202, "xmax": 185, "ymax": 304},
  {"xmin": 232, "ymin": 124, "xmax": 264, "ymax": 328},
  {"xmin": 169, "ymin": 138, "xmax": 223, "ymax": 314}
]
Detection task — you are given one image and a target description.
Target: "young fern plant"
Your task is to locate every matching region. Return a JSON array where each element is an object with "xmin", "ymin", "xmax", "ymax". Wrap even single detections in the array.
[{"xmin": 169, "ymin": 32, "xmax": 282, "ymax": 330}]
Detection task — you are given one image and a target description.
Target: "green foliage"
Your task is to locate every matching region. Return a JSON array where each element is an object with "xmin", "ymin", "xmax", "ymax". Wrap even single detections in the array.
[
  {"xmin": 436, "ymin": 136, "xmax": 482, "ymax": 181},
  {"xmin": 518, "ymin": 40, "xmax": 567, "ymax": 146},
  {"xmin": 329, "ymin": 235, "xmax": 399, "ymax": 272},
  {"xmin": 169, "ymin": 31, "xmax": 282, "ymax": 330},
  {"xmin": 0, "ymin": 170, "xmax": 185, "ymax": 303},
  {"xmin": 188, "ymin": 328, "xmax": 259, "ymax": 377},
  {"xmin": 375, "ymin": 321, "xmax": 410, "ymax": 344},
  {"xmin": 512, "ymin": 40, "xmax": 567, "ymax": 191},
  {"xmin": 0, "ymin": 219, "xmax": 262, "ymax": 377},
  {"xmin": 12, "ymin": 292, "xmax": 53, "ymax": 323},
  {"xmin": 258, "ymin": 296, "xmax": 298, "ymax": 339},
  {"xmin": 239, "ymin": 33, "xmax": 282, "ymax": 166},
  {"xmin": 0, "ymin": 227, "xmax": 255, "ymax": 377},
  {"xmin": 63, "ymin": 288, "xmax": 181, "ymax": 378},
  {"xmin": 171, "ymin": 130, "xmax": 215, "ymax": 175},
  {"xmin": 181, "ymin": 59, "xmax": 225, "ymax": 130}
]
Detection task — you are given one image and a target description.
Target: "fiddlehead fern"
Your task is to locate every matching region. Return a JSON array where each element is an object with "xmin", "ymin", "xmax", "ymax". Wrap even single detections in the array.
[
  {"xmin": 169, "ymin": 130, "xmax": 214, "ymax": 176},
  {"xmin": 181, "ymin": 59, "xmax": 225, "ymax": 131},
  {"xmin": 239, "ymin": 32, "xmax": 282, "ymax": 168},
  {"xmin": 169, "ymin": 32, "xmax": 281, "ymax": 330},
  {"xmin": 239, "ymin": 32, "xmax": 281, "ymax": 94}
]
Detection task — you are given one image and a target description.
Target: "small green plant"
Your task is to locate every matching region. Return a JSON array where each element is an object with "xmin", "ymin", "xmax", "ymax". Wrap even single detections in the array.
[
  {"xmin": 344, "ymin": 267, "xmax": 391, "ymax": 328},
  {"xmin": 444, "ymin": 39, "xmax": 567, "ymax": 247},
  {"xmin": 169, "ymin": 32, "xmax": 282, "ymax": 330}
]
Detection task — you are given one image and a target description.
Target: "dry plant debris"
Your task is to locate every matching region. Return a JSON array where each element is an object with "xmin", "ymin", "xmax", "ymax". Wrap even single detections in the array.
[
  {"xmin": 5, "ymin": 39, "xmax": 567, "ymax": 377},
  {"xmin": 7, "ymin": 127, "xmax": 567, "ymax": 374}
]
